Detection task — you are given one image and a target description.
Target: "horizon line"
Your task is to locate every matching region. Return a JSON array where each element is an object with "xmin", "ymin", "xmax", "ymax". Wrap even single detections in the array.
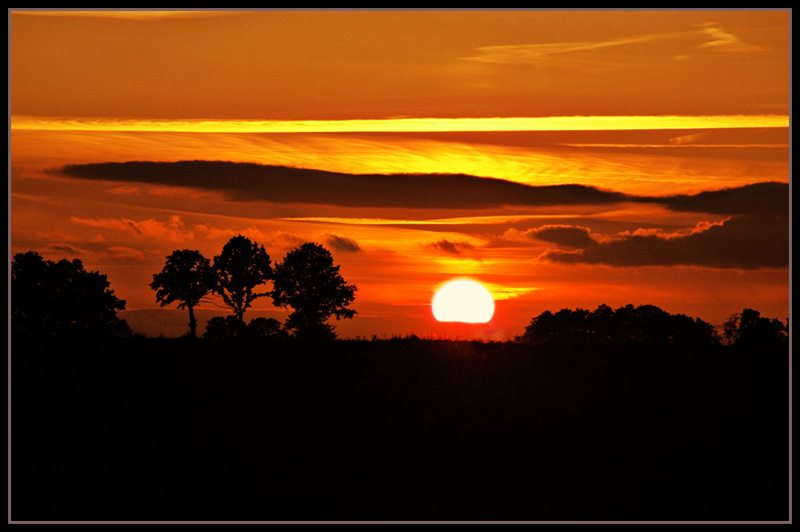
[{"xmin": 10, "ymin": 114, "xmax": 789, "ymax": 134}]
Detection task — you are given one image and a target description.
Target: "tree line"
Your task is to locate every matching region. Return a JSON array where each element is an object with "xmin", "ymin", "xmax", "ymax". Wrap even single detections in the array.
[
  {"xmin": 10, "ymin": 238, "xmax": 789, "ymax": 349},
  {"xmin": 516, "ymin": 304, "xmax": 788, "ymax": 351},
  {"xmin": 11, "ymin": 236, "xmax": 357, "ymax": 341}
]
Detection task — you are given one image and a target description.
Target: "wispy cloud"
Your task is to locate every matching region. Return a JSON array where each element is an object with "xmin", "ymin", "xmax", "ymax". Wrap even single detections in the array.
[
  {"xmin": 465, "ymin": 23, "xmax": 770, "ymax": 66},
  {"xmin": 70, "ymin": 214, "xmax": 195, "ymax": 243},
  {"xmin": 698, "ymin": 23, "xmax": 770, "ymax": 53},
  {"xmin": 464, "ymin": 33, "xmax": 673, "ymax": 64},
  {"xmin": 11, "ymin": 9, "xmax": 237, "ymax": 20}
]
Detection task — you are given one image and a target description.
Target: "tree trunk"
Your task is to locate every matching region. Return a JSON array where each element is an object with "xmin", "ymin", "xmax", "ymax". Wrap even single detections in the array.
[{"xmin": 188, "ymin": 305, "xmax": 197, "ymax": 338}]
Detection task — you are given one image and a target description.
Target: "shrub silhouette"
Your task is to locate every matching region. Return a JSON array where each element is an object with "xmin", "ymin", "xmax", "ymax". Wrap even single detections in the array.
[
  {"xmin": 11, "ymin": 251, "xmax": 131, "ymax": 339},
  {"xmin": 247, "ymin": 317, "xmax": 289, "ymax": 339},
  {"xmin": 213, "ymin": 235, "xmax": 273, "ymax": 324},
  {"xmin": 517, "ymin": 303, "xmax": 720, "ymax": 346},
  {"xmin": 203, "ymin": 315, "xmax": 288, "ymax": 340},
  {"xmin": 150, "ymin": 249, "xmax": 216, "ymax": 337},
  {"xmin": 271, "ymin": 242, "xmax": 357, "ymax": 340},
  {"xmin": 203, "ymin": 315, "xmax": 248, "ymax": 339}
]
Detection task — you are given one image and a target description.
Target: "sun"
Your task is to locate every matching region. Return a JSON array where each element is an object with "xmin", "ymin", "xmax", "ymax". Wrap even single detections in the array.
[{"xmin": 432, "ymin": 278, "xmax": 495, "ymax": 323}]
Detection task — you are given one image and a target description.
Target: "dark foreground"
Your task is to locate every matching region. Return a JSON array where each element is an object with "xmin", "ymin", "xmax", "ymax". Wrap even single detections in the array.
[{"xmin": 11, "ymin": 337, "xmax": 789, "ymax": 522}]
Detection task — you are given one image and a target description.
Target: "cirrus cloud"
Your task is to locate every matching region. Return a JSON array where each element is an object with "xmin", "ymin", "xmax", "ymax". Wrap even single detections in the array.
[{"xmin": 70, "ymin": 214, "xmax": 194, "ymax": 243}]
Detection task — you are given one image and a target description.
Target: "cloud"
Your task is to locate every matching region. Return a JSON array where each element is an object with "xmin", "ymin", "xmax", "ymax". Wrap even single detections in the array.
[
  {"xmin": 55, "ymin": 160, "xmax": 635, "ymax": 210},
  {"xmin": 55, "ymin": 161, "xmax": 789, "ymax": 216},
  {"xmin": 465, "ymin": 24, "xmax": 770, "ymax": 68},
  {"xmin": 464, "ymin": 33, "xmax": 670, "ymax": 64},
  {"xmin": 541, "ymin": 215, "xmax": 788, "ymax": 269},
  {"xmin": 108, "ymin": 246, "xmax": 147, "ymax": 260},
  {"xmin": 326, "ymin": 234, "xmax": 362, "ymax": 253},
  {"xmin": 70, "ymin": 214, "xmax": 195, "ymax": 242},
  {"xmin": 423, "ymin": 239, "xmax": 478, "ymax": 255},
  {"xmin": 526, "ymin": 225, "xmax": 596, "ymax": 249},
  {"xmin": 657, "ymin": 182, "xmax": 788, "ymax": 216},
  {"xmin": 12, "ymin": 9, "xmax": 237, "ymax": 20},
  {"xmin": 46, "ymin": 243, "xmax": 87, "ymax": 256},
  {"xmin": 698, "ymin": 23, "xmax": 770, "ymax": 53}
]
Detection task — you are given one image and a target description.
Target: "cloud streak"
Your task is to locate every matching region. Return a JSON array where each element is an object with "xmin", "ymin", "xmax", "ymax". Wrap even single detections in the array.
[
  {"xmin": 423, "ymin": 239, "xmax": 478, "ymax": 256},
  {"xmin": 12, "ymin": 115, "xmax": 788, "ymax": 133},
  {"xmin": 70, "ymin": 214, "xmax": 195, "ymax": 243},
  {"xmin": 465, "ymin": 24, "xmax": 769, "ymax": 66},
  {"xmin": 465, "ymin": 33, "xmax": 674, "ymax": 64},
  {"xmin": 56, "ymin": 160, "xmax": 633, "ymax": 210},
  {"xmin": 55, "ymin": 161, "xmax": 788, "ymax": 216},
  {"xmin": 698, "ymin": 23, "xmax": 770, "ymax": 53}
]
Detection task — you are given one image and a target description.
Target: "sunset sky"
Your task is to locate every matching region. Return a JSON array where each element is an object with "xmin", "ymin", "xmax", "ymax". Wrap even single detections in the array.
[{"xmin": 9, "ymin": 9, "xmax": 791, "ymax": 340}]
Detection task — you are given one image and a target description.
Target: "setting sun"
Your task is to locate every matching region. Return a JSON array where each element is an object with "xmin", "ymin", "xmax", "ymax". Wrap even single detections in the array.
[
  {"xmin": 9, "ymin": 9, "xmax": 790, "ymax": 339},
  {"xmin": 432, "ymin": 279, "xmax": 495, "ymax": 324},
  {"xmin": 9, "ymin": 9, "xmax": 790, "ymax": 523}
]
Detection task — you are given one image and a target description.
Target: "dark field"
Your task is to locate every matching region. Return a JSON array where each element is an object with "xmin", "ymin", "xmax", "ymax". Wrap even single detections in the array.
[{"xmin": 11, "ymin": 337, "xmax": 789, "ymax": 522}]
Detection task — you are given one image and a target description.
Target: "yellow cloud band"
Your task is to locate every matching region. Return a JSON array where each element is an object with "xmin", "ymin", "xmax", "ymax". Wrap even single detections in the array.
[{"xmin": 10, "ymin": 115, "xmax": 789, "ymax": 133}]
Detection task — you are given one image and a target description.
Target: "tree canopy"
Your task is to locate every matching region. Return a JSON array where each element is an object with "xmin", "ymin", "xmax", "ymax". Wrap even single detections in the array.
[
  {"xmin": 271, "ymin": 242, "xmax": 357, "ymax": 340},
  {"xmin": 517, "ymin": 303, "xmax": 720, "ymax": 347},
  {"xmin": 723, "ymin": 308, "xmax": 788, "ymax": 351},
  {"xmin": 11, "ymin": 251, "xmax": 131, "ymax": 339},
  {"xmin": 150, "ymin": 249, "xmax": 216, "ymax": 337},
  {"xmin": 213, "ymin": 235, "xmax": 273, "ymax": 323}
]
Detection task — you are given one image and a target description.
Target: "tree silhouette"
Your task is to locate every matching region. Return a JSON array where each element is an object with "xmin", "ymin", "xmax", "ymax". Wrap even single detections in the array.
[
  {"xmin": 271, "ymin": 242, "xmax": 357, "ymax": 340},
  {"xmin": 517, "ymin": 303, "xmax": 720, "ymax": 347},
  {"xmin": 150, "ymin": 249, "xmax": 216, "ymax": 338},
  {"xmin": 723, "ymin": 308, "xmax": 788, "ymax": 351},
  {"xmin": 11, "ymin": 251, "xmax": 131, "ymax": 338},
  {"xmin": 213, "ymin": 235, "xmax": 273, "ymax": 323}
]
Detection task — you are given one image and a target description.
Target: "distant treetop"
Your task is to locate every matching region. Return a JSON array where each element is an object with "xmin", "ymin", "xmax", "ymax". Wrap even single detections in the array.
[{"xmin": 11, "ymin": 251, "xmax": 131, "ymax": 339}]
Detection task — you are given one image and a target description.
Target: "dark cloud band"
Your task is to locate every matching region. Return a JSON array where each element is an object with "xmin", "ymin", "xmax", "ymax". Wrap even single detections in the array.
[
  {"xmin": 542, "ymin": 215, "xmax": 789, "ymax": 269},
  {"xmin": 56, "ymin": 160, "xmax": 788, "ymax": 216}
]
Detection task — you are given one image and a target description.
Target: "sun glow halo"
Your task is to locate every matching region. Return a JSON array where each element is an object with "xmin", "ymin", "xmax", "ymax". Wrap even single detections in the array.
[{"xmin": 431, "ymin": 279, "xmax": 495, "ymax": 324}]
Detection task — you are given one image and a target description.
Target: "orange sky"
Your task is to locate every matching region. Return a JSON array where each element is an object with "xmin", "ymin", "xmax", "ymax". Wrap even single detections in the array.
[{"xmin": 9, "ymin": 9, "xmax": 791, "ymax": 339}]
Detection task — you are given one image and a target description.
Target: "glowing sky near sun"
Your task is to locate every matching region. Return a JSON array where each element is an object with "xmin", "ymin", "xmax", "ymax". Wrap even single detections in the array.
[
  {"xmin": 10, "ymin": 114, "xmax": 789, "ymax": 133},
  {"xmin": 9, "ymin": 9, "xmax": 791, "ymax": 340}
]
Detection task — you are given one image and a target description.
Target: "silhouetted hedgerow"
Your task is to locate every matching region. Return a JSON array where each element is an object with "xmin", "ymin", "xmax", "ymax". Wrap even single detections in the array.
[{"xmin": 516, "ymin": 303, "xmax": 722, "ymax": 347}]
